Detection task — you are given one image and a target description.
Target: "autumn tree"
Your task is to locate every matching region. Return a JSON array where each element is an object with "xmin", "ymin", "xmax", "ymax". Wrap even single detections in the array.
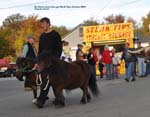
[
  {"xmin": 0, "ymin": 28, "xmax": 14, "ymax": 58},
  {"xmin": 3, "ymin": 13, "xmax": 25, "ymax": 28},
  {"xmin": 1, "ymin": 13, "xmax": 26, "ymax": 57},
  {"xmin": 2, "ymin": 13, "xmax": 25, "ymax": 42},
  {"xmin": 104, "ymin": 14, "xmax": 125, "ymax": 24},
  {"xmin": 52, "ymin": 25, "xmax": 71, "ymax": 38},
  {"xmin": 126, "ymin": 17, "xmax": 137, "ymax": 28},
  {"xmin": 83, "ymin": 17, "xmax": 99, "ymax": 26},
  {"xmin": 139, "ymin": 12, "xmax": 150, "ymax": 36},
  {"xmin": 1, "ymin": 14, "xmax": 71, "ymax": 58}
]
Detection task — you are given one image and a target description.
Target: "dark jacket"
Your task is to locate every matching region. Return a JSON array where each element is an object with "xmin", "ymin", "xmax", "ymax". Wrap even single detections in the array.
[
  {"xmin": 76, "ymin": 49, "xmax": 82, "ymax": 60},
  {"xmin": 26, "ymin": 42, "xmax": 37, "ymax": 60},
  {"xmin": 38, "ymin": 30, "xmax": 62, "ymax": 58},
  {"xmin": 87, "ymin": 53, "xmax": 96, "ymax": 66},
  {"xmin": 121, "ymin": 48, "xmax": 137, "ymax": 62},
  {"xmin": 136, "ymin": 47, "xmax": 145, "ymax": 58}
]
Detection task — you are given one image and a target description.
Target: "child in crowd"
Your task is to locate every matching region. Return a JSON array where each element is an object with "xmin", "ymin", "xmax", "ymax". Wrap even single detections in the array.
[{"xmin": 99, "ymin": 60, "xmax": 104, "ymax": 79}]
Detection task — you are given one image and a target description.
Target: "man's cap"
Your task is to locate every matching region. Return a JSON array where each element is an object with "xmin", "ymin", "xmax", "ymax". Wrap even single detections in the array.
[
  {"xmin": 77, "ymin": 44, "xmax": 83, "ymax": 47},
  {"xmin": 27, "ymin": 35, "xmax": 34, "ymax": 39}
]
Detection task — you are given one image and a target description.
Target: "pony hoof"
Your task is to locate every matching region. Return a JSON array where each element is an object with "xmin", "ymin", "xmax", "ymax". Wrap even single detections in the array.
[
  {"xmin": 52, "ymin": 100, "xmax": 65, "ymax": 107},
  {"xmin": 35, "ymin": 103, "xmax": 44, "ymax": 108},
  {"xmin": 45, "ymin": 96, "xmax": 49, "ymax": 100},
  {"xmin": 52, "ymin": 100, "xmax": 57, "ymax": 105},
  {"xmin": 55, "ymin": 103, "xmax": 65, "ymax": 108},
  {"xmin": 60, "ymin": 101, "xmax": 65, "ymax": 106},
  {"xmin": 80, "ymin": 101, "xmax": 86, "ymax": 104},
  {"xmin": 87, "ymin": 99, "xmax": 91, "ymax": 103},
  {"xmin": 32, "ymin": 99, "xmax": 37, "ymax": 104},
  {"xmin": 35, "ymin": 100, "xmax": 44, "ymax": 108},
  {"xmin": 80, "ymin": 100, "xmax": 86, "ymax": 104}
]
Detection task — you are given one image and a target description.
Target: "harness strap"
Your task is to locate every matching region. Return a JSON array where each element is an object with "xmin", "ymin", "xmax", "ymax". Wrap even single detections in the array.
[
  {"xmin": 36, "ymin": 74, "xmax": 42, "ymax": 86},
  {"xmin": 43, "ymin": 75, "xmax": 49, "ymax": 91},
  {"xmin": 36, "ymin": 74, "xmax": 49, "ymax": 91}
]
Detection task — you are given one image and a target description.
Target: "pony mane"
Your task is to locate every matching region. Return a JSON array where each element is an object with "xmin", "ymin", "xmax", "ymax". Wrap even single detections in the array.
[
  {"xmin": 38, "ymin": 51, "xmax": 67, "ymax": 77},
  {"xmin": 16, "ymin": 57, "xmax": 26, "ymax": 65}
]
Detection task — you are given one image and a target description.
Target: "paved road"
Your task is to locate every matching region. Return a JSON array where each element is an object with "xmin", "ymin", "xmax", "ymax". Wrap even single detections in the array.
[{"xmin": 0, "ymin": 76, "xmax": 150, "ymax": 117}]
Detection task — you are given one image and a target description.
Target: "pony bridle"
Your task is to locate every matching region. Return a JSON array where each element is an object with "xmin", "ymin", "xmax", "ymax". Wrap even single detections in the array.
[{"xmin": 16, "ymin": 65, "xmax": 32, "ymax": 73}]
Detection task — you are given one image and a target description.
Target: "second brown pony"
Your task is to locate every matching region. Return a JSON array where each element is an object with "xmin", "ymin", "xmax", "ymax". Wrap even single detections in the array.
[{"xmin": 36, "ymin": 51, "xmax": 99, "ymax": 108}]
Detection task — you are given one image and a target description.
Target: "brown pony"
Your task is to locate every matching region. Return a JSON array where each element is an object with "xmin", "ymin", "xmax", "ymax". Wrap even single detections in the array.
[
  {"xmin": 35, "ymin": 51, "xmax": 99, "ymax": 108},
  {"xmin": 15, "ymin": 57, "xmax": 48, "ymax": 103}
]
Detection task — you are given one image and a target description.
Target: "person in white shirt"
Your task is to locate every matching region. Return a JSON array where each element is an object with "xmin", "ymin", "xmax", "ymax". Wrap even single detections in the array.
[
  {"xmin": 112, "ymin": 48, "xmax": 120, "ymax": 79},
  {"xmin": 60, "ymin": 41, "xmax": 72, "ymax": 62}
]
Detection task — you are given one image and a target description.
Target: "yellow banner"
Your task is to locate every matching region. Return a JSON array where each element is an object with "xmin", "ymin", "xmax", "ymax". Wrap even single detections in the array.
[{"xmin": 83, "ymin": 23, "xmax": 134, "ymax": 42}]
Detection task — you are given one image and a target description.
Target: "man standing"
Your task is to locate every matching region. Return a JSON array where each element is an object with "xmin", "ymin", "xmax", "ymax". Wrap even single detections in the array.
[
  {"xmin": 21, "ymin": 35, "xmax": 37, "ymax": 90},
  {"xmin": 36, "ymin": 17, "xmax": 62, "ymax": 108},
  {"xmin": 121, "ymin": 43, "xmax": 137, "ymax": 82},
  {"xmin": 145, "ymin": 42, "xmax": 150, "ymax": 77},
  {"xmin": 76, "ymin": 44, "xmax": 83, "ymax": 60},
  {"xmin": 136, "ymin": 41, "xmax": 146, "ymax": 77},
  {"xmin": 87, "ymin": 48, "xmax": 98, "ymax": 80},
  {"xmin": 102, "ymin": 45, "xmax": 114, "ymax": 80}
]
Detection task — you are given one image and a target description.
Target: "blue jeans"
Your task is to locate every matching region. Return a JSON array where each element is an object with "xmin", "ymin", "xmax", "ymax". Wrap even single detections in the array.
[
  {"xmin": 138, "ymin": 58, "xmax": 146, "ymax": 76},
  {"xmin": 126, "ymin": 62, "xmax": 136, "ymax": 80},
  {"xmin": 105, "ymin": 64, "xmax": 113, "ymax": 79},
  {"xmin": 145, "ymin": 62, "xmax": 150, "ymax": 75},
  {"xmin": 112, "ymin": 65, "xmax": 119, "ymax": 79}
]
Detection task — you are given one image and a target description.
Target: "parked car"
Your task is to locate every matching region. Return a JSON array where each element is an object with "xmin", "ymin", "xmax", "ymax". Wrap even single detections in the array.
[{"xmin": 0, "ymin": 60, "xmax": 16, "ymax": 78}]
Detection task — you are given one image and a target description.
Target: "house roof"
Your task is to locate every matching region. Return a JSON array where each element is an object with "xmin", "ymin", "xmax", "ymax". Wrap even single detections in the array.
[
  {"xmin": 62, "ymin": 24, "xmax": 84, "ymax": 47},
  {"xmin": 62, "ymin": 24, "xmax": 84, "ymax": 38}
]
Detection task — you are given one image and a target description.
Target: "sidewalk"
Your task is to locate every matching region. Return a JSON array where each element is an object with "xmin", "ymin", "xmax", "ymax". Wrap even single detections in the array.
[{"xmin": 96, "ymin": 75, "xmax": 150, "ymax": 88}]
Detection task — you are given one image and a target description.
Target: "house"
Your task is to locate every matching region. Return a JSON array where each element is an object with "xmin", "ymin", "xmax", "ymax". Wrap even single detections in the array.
[{"xmin": 62, "ymin": 24, "xmax": 84, "ymax": 60}]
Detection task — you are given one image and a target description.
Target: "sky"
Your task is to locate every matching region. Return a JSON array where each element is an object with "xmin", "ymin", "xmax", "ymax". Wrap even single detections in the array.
[{"xmin": 0, "ymin": 0, "xmax": 150, "ymax": 28}]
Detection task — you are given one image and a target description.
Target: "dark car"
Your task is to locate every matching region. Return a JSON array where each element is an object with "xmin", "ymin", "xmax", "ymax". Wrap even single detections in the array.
[{"xmin": 0, "ymin": 61, "xmax": 16, "ymax": 78}]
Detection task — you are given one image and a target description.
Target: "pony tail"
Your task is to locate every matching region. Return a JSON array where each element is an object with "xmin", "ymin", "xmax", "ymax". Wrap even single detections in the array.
[{"xmin": 88, "ymin": 73, "xmax": 99, "ymax": 97}]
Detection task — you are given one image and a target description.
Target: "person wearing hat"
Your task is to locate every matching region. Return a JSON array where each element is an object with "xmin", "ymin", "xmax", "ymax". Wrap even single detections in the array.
[
  {"xmin": 76, "ymin": 44, "xmax": 84, "ymax": 60},
  {"xmin": 21, "ymin": 35, "xmax": 37, "ymax": 90},
  {"xmin": 22, "ymin": 35, "xmax": 37, "ymax": 59}
]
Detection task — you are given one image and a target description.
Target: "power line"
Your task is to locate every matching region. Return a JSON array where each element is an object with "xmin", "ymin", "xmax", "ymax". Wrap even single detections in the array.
[
  {"xmin": 0, "ymin": 0, "xmax": 54, "ymax": 10},
  {"xmin": 114, "ymin": 0, "xmax": 144, "ymax": 8},
  {"xmin": 94, "ymin": 0, "xmax": 112, "ymax": 20},
  {"xmin": 94, "ymin": 0, "xmax": 144, "ymax": 22}
]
